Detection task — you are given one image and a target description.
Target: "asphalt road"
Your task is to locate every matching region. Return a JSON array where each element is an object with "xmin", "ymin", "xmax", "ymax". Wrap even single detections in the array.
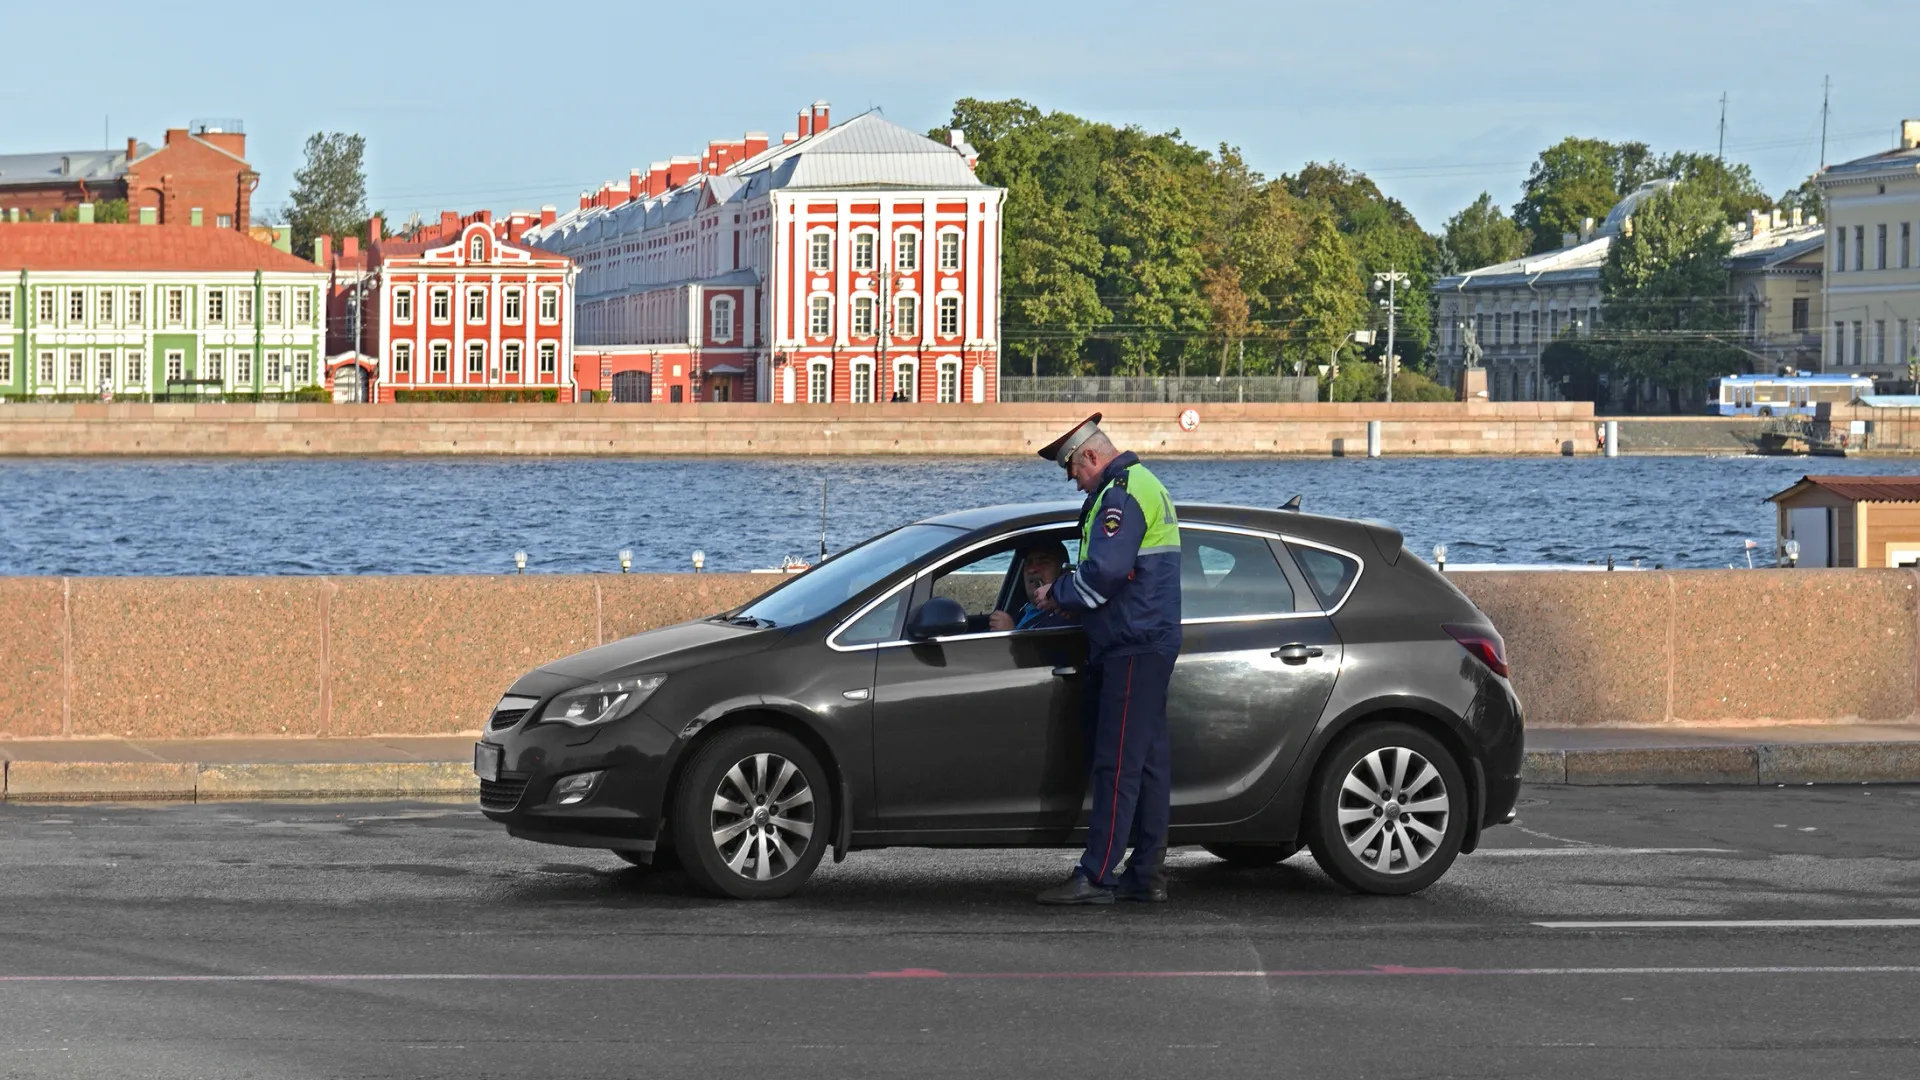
[{"xmin": 3, "ymin": 786, "xmax": 1918, "ymax": 1080}]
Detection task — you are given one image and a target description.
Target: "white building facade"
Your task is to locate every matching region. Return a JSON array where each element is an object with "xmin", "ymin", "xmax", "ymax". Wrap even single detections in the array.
[{"xmin": 526, "ymin": 103, "xmax": 1006, "ymax": 405}]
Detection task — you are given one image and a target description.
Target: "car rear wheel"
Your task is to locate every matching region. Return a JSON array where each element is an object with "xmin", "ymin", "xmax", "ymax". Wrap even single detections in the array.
[
  {"xmin": 1202, "ymin": 842, "xmax": 1298, "ymax": 867},
  {"xmin": 1305, "ymin": 722, "xmax": 1466, "ymax": 896},
  {"xmin": 671, "ymin": 726, "xmax": 832, "ymax": 900}
]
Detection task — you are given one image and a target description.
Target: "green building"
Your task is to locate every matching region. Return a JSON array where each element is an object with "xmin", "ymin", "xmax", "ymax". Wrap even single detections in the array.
[{"xmin": 0, "ymin": 219, "xmax": 327, "ymax": 400}]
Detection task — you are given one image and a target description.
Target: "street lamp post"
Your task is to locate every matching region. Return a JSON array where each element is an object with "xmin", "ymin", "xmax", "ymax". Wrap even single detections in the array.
[{"xmin": 1372, "ymin": 267, "xmax": 1410, "ymax": 403}]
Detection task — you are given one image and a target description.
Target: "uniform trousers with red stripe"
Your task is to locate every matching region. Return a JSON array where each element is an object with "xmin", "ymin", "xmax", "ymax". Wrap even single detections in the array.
[{"xmin": 1077, "ymin": 651, "xmax": 1175, "ymax": 888}]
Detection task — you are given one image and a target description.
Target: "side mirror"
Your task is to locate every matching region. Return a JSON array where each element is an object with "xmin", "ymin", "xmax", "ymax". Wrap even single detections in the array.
[{"xmin": 905, "ymin": 597, "xmax": 969, "ymax": 641}]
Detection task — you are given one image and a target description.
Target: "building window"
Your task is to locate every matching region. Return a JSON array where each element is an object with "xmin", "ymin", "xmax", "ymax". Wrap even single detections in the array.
[
  {"xmin": 894, "ymin": 360, "xmax": 916, "ymax": 401},
  {"xmin": 98, "ymin": 291, "xmax": 114, "ymax": 326},
  {"xmin": 1791, "ymin": 298, "xmax": 1809, "ymax": 331},
  {"xmin": 937, "ymin": 360, "xmax": 959, "ymax": 403},
  {"xmin": 265, "ymin": 290, "xmax": 283, "ymax": 325},
  {"xmin": 470, "ymin": 235, "xmax": 486, "ymax": 262},
  {"xmin": 538, "ymin": 342, "xmax": 556, "ymax": 375},
  {"xmin": 467, "ymin": 289, "xmax": 486, "ymax": 323},
  {"xmin": 68, "ymin": 351, "xmax": 85, "ymax": 382},
  {"xmin": 295, "ymin": 291, "xmax": 313, "ymax": 325},
  {"xmin": 69, "ymin": 289, "xmax": 85, "ymax": 324},
  {"xmin": 1833, "ymin": 321, "xmax": 1846, "ymax": 365},
  {"xmin": 938, "ymin": 231, "xmax": 961, "ymax": 271},
  {"xmin": 234, "ymin": 290, "xmax": 253, "ymax": 324},
  {"xmin": 217, "ymin": 214, "xmax": 233, "ymax": 229},
  {"xmin": 39, "ymin": 351, "xmax": 55, "ymax": 384},
  {"xmin": 1852, "ymin": 321, "xmax": 1864, "ymax": 365},
  {"xmin": 503, "ymin": 289, "xmax": 522, "ymax": 323},
  {"xmin": 0, "ymin": 351, "xmax": 10, "ymax": 383},
  {"xmin": 895, "ymin": 231, "xmax": 918, "ymax": 271},
  {"xmin": 851, "ymin": 296, "xmax": 875, "ymax": 336},
  {"xmin": 165, "ymin": 351, "xmax": 184, "ymax": 383},
  {"xmin": 1877, "ymin": 224, "xmax": 1889, "ymax": 270},
  {"xmin": 809, "ymin": 295, "xmax": 832, "ymax": 336},
  {"xmin": 1493, "ymin": 312, "xmax": 1504, "ymax": 344},
  {"xmin": 430, "ymin": 342, "xmax": 449, "ymax": 374},
  {"xmin": 710, "ymin": 296, "xmax": 735, "ymax": 342},
  {"xmin": 0, "ymin": 290, "xmax": 12, "ymax": 324},
  {"xmin": 1901, "ymin": 221, "xmax": 1915, "ymax": 269},
  {"xmin": 1875, "ymin": 320, "xmax": 1887, "ymax": 365},
  {"xmin": 97, "ymin": 353, "xmax": 115, "ymax": 387},
  {"xmin": 207, "ymin": 289, "xmax": 225, "ymax": 326},
  {"xmin": 503, "ymin": 341, "xmax": 521, "ymax": 374},
  {"xmin": 295, "ymin": 353, "xmax": 312, "ymax": 385},
  {"xmin": 851, "ymin": 361, "xmax": 873, "ymax": 403},
  {"xmin": 853, "ymin": 231, "xmax": 875, "ymax": 271},
  {"xmin": 127, "ymin": 291, "xmax": 142, "ymax": 326},
  {"xmin": 809, "ymin": 231, "xmax": 832, "ymax": 271},
  {"xmin": 38, "ymin": 289, "xmax": 56, "ymax": 322},
  {"xmin": 938, "ymin": 295, "xmax": 961, "ymax": 336},
  {"xmin": 808, "ymin": 362, "xmax": 830, "ymax": 403},
  {"xmin": 468, "ymin": 342, "xmax": 486, "ymax": 375},
  {"xmin": 1854, "ymin": 226, "xmax": 1865, "ymax": 271},
  {"xmin": 205, "ymin": 350, "xmax": 224, "ymax": 381},
  {"xmin": 539, "ymin": 288, "xmax": 559, "ymax": 323},
  {"xmin": 894, "ymin": 295, "xmax": 917, "ymax": 338},
  {"xmin": 431, "ymin": 288, "xmax": 451, "ymax": 323},
  {"xmin": 393, "ymin": 342, "xmax": 412, "ymax": 375},
  {"xmin": 125, "ymin": 352, "xmax": 145, "ymax": 386},
  {"xmin": 263, "ymin": 351, "xmax": 282, "ymax": 383},
  {"xmin": 1834, "ymin": 228, "xmax": 1846, "ymax": 272},
  {"xmin": 233, "ymin": 352, "xmax": 251, "ymax": 384},
  {"xmin": 394, "ymin": 289, "xmax": 414, "ymax": 322}
]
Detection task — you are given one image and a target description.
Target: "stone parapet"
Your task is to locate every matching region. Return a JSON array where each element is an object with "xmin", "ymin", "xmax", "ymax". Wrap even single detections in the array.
[{"xmin": 0, "ymin": 568, "xmax": 1911, "ymax": 741}]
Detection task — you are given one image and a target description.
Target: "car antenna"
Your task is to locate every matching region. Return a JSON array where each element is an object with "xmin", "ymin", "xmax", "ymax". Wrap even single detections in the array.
[
  {"xmin": 1279, "ymin": 494, "xmax": 1303, "ymax": 512},
  {"xmin": 819, "ymin": 477, "xmax": 829, "ymax": 560}
]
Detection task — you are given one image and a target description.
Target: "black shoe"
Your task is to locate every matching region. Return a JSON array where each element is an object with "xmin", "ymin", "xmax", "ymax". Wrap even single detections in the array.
[
  {"xmin": 1116, "ymin": 846, "xmax": 1168, "ymax": 902},
  {"xmin": 1115, "ymin": 883, "xmax": 1168, "ymax": 903},
  {"xmin": 1036, "ymin": 872, "xmax": 1114, "ymax": 906}
]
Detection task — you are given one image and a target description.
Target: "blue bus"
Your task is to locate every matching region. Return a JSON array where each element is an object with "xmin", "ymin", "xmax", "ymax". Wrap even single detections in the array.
[{"xmin": 1710, "ymin": 373, "xmax": 1874, "ymax": 416}]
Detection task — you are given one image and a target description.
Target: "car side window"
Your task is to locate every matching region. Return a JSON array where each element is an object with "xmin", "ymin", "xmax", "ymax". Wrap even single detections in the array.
[
  {"xmin": 1179, "ymin": 531, "xmax": 1295, "ymax": 619},
  {"xmin": 840, "ymin": 591, "xmax": 908, "ymax": 646},
  {"xmin": 931, "ymin": 549, "xmax": 1012, "ymax": 618},
  {"xmin": 1291, "ymin": 545, "xmax": 1360, "ymax": 609}
]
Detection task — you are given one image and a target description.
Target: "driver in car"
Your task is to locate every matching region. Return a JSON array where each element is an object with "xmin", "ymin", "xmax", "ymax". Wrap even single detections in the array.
[{"xmin": 988, "ymin": 540, "xmax": 1078, "ymax": 632}]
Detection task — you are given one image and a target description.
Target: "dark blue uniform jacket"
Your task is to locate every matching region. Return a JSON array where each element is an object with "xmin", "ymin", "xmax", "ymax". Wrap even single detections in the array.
[{"xmin": 1050, "ymin": 451, "xmax": 1183, "ymax": 661}]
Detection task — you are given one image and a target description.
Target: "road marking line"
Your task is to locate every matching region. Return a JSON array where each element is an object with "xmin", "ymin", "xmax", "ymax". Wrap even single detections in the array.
[
  {"xmin": 1535, "ymin": 919, "xmax": 1920, "ymax": 929},
  {"xmin": 1476, "ymin": 847, "xmax": 1735, "ymax": 857},
  {"xmin": 1, "ymin": 965, "xmax": 1917, "ymax": 984}
]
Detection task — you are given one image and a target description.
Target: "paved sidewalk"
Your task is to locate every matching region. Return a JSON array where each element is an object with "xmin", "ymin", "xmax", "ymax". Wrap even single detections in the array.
[{"xmin": 2, "ymin": 727, "xmax": 1918, "ymax": 801}]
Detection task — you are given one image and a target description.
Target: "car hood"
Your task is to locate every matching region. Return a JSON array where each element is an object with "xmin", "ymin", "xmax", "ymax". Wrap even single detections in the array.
[{"xmin": 533, "ymin": 619, "xmax": 777, "ymax": 682}]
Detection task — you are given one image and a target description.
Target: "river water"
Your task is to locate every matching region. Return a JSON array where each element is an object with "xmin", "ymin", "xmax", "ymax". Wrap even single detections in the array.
[{"xmin": 0, "ymin": 455, "xmax": 1898, "ymax": 576}]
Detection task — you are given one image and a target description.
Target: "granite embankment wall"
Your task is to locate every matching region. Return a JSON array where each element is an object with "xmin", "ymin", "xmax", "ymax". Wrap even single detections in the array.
[
  {"xmin": 0, "ymin": 401, "xmax": 1599, "ymax": 456},
  {"xmin": 0, "ymin": 569, "xmax": 1912, "ymax": 740}
]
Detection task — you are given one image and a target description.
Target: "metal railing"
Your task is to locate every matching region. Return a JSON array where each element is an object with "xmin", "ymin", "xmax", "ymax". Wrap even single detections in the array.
[{"xmin": 999, "ymin": 376, "xmax": 1319, "ymax": 404}]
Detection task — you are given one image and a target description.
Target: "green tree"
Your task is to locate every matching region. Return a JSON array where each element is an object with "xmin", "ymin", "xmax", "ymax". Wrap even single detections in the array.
[
  {"xmin": 1003, "ymin": 177, "xmax": 1107, "ymax": 376},
  {"xmin": 1440, "ymin": 192, "xmax": 1529, "ymax": 271},
  {"xmin": 1598, "ymin": 182, "xmax": 1742, "ymax": 412},
  {"xmin": 285, "ymin": 132, "xmax": 368, "ymax": 260},
  {"xmin": 1286, "ymin": 162, "xmax": 1436, "ymax": 370},
  {"xmin": 1284, "ymin": 214, "xmax": 1366, "ymax": 377},
  {"xmin": 53, "ymin": 198, "xmax": 128, "ymax": 223},
  {"xmin": 1776, "ymin": 174, "xmax": 1822, "ymax": 216},
  {"xmin": 1659, "ymin": 151, "xmax": 1771, "ymax": 224},
  {"xmin": 1099, "ymin": 150, "xmax": 1210, "ymax": 376},
  {"xmin": 1514, "ymin": 137, "xmax": 1657, "ymax": 252}
]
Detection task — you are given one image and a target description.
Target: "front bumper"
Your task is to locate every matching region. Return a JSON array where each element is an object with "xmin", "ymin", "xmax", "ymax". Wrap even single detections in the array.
[{"xmin": 476, "ymin": 707, "xmax": 683, "ymax": 852}]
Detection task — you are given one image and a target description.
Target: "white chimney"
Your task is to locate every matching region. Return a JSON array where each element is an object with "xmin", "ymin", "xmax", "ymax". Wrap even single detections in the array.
[{"xmin": 1902, "ymin": 119, "xmax": 1920, "ymax": 150}]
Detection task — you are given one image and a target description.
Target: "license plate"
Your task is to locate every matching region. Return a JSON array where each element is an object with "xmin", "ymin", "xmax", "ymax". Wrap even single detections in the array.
[{"xmin": 474, "ymin": 742, "xmax": 502, "ymax": 782}]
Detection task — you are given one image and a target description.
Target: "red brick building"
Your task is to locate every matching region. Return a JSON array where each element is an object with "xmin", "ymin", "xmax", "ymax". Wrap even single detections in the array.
[
  {"xmin": 321, "ymin": 211, "xmax": 576, "ymax": 402},
  {"xmin": 525, "ymin": 102, "xmax": 1005, "ymax": 404},
  {"xmin": 0, "ymin": 122, "xmax": 257, "ymax": 230}
]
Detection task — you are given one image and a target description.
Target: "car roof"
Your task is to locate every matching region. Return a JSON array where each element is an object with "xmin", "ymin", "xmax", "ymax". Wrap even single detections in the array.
[{"xmin": 914, "ymin": 500, "xmax": 1394, "ymax": 556}]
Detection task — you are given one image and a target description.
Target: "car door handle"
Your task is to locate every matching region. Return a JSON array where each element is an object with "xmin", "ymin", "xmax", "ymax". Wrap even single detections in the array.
[
  {"xmin": 1051, "ymin": 665, "xmax": 1080, "ymax": 678},
  {"xmin": 1273, "ymin": 644, "xmax": 1324, "ymax": 664}
]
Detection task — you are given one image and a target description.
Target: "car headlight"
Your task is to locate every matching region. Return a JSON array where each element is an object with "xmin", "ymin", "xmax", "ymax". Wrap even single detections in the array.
[{"xmin": 543, "ymin": 675, "xmax": 667, "ymax": 727}]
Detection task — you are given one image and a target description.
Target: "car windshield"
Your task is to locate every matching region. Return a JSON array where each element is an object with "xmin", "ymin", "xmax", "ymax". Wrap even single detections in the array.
[{"xmin": 730, "ymin": 524, "xmax": 963, "ymax": 628}]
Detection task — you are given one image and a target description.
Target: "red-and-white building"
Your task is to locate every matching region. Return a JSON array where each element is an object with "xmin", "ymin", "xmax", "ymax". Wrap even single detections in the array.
[
  {"xmin": 322, "ymin": 210, "xmax": 576, "ymax": 402},
  {"xmin": 525, "ymin": 101, "xmax": 1005, "ymax": 404}
]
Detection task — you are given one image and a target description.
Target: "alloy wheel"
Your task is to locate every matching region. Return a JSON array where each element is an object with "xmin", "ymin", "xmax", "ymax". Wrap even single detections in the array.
[
  {"xmin": 709, "ymin": 752, "xmax": 816, "ymax": 881},
  {"xmin": 1334, "ymin": 746, "xmax": 1451, "ymax": 875}
]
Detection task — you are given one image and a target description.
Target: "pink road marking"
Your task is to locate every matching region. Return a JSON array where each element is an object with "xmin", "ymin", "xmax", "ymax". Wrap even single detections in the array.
[{"xmin": 0, "ymin": 965, "xmax": 1916, "ymax": 984}]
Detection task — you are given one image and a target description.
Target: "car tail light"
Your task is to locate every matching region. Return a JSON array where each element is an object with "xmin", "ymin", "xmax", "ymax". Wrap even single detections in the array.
[{"xmin": 1444, "ymin": 623, "xmax": 1509, "ymax": 678}]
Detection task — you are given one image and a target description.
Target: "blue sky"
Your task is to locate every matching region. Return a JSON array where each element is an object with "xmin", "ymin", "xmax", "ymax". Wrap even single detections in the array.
[{"xmin": 1, "ymin": 0, "xmax": 1911, "ymax": 231}]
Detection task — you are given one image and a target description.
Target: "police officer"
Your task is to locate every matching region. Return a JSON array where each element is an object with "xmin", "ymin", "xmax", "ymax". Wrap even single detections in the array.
[{"xmin": 1031, "ymin": 414, "xmax": 1181, "ymax": 905}]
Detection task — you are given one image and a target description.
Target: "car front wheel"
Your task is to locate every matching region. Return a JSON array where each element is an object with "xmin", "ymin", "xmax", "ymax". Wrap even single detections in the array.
[
  {"xmin": 671, "ymin": 726, "xmax": 832, "ymax": 900},
  {"xmin": 1305, "ymin": 722, "xmax": 1466, "ymax": 896}
]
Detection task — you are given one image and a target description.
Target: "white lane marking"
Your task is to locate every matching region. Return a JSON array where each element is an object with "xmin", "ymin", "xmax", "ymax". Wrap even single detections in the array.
[
  {"xmin": 1535, "ymin": 919, "xmax": 1920, "ymax": 929},
  {"xmin": 1507, "ymin": 824, "xmax": 1594, "ymax": 847},
  {"xmin": 1476, "ymin": 847, "xmax": 1735, "ymax": 857}
]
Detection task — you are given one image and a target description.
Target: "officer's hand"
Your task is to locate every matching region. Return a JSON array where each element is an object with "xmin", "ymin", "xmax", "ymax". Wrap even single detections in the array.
[
  {"xmin": 1034, "ymin": 581, "xmax": 1058, "ymax": 612},
  {"xmin": 988, "ymin": 610, "xmax": 1015, "ymax": 632}
]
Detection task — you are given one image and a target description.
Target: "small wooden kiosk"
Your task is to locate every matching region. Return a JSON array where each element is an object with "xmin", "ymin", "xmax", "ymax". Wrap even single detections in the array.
[{"xmin": 1767, "ymin": 475, "xmax": 1920, "ymax": 568}]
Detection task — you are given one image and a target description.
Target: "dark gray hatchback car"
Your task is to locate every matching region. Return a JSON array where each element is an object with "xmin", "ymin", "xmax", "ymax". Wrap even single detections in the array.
[{"xmin": 475, "ymin": 502, "xmax": 1523, "ymax": 900}]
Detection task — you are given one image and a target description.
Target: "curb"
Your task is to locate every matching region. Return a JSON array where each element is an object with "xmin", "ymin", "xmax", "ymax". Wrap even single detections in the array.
[
  {"xmin": 1527, "ymin": 742, "xmax": 1920, "ymax": 786},
  {"xmin": 0, "ymin": 761, "xmax": 478, "ymax": 803}
]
